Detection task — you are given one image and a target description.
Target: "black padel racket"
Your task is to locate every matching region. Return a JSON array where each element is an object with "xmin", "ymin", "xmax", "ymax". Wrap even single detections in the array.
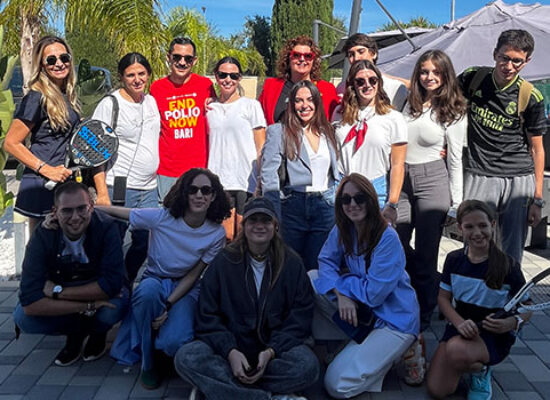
[
  {"xmin": 492, "ymin": 267, "xmax": 550, "ymax": 319},
  {"xmin": 45, "ymin": 119, "xmax": 118, "ymax": 190}
]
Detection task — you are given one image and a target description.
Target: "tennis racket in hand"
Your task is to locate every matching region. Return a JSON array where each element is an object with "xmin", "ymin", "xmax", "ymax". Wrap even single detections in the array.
[{"xmin": 45, "ymin": 119, "xmax": 118, "ymax": 190}]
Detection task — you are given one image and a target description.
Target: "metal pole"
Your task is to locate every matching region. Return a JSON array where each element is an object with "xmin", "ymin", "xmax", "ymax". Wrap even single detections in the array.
[
  {"xmin": 374, "ymin": 0, "xmax": 419, "ymax": 52},
  {"xmin": 343, "ymin": 0, "xmax": 363, "ymax": 83},
  {"xmin": 313, "ymin": 20, "xmax": 320, "ymax": 45},
  {"xmin": 451, "ymin": 0, "xmax": 455, "ymax": 22}
]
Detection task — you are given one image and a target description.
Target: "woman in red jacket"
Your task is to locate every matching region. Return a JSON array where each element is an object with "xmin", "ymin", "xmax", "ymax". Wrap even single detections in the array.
[{"xmin": 258, "ymin": 35, "xmax": 339, "ymax": 125}]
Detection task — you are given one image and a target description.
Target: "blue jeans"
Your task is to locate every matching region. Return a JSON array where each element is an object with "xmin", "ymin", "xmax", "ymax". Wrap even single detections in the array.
[
  {"xmin": 371, "ymin": 175, "xmax": 387, "ymax": 208},
  {"xmin": 13, "ymin": 287, "xmax": 130, "ymax": 335},
  {"xmin": 175, "ymin": 340, "xmax": 320, "ymax": 400},
  {"xmin": 157, "ymin": 175, "xmax": 179, "ymax": 204},
  {"xmin": 281, "ymin": 188, "xmax": 335, "ymax": 271},
  {"xmin": 108, "ymin": 187, "xmax": 157, "ymax": 282},
  {"xmin": 110, "ymin": 274, "xmax": 197, "ymax": 370}
]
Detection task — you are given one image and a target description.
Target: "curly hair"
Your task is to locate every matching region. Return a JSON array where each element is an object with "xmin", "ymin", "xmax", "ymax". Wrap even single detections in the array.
[
  {"xmin": 341, "ymin": 60, "xmax": 392, "ymax": 125},
  {"xmin": 334, "ymin": 174, "xmax": 387, "ymax": 261},
  {"xmin": 163, "ymin": 168, "xmax": 231, "ymax": 224},
  {"xmin": 407, "ymin": 50, "xmax": 466, "ymax": 125},
  {"xmin": 276, "ymin": 35, "xmax": 322, "ymax": 81},
  {"xmin": 282, "ymin": 80, "xmax": 337, "ymax": 161}
]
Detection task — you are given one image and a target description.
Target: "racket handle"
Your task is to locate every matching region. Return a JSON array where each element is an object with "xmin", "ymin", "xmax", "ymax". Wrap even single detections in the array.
[
  {"xmin": 44, "ymin": 180, "xmax": 57, "ymax": 191},
  {"xmin": 44, "ymin": 167, "xmax": 79, "ymax": 191}
]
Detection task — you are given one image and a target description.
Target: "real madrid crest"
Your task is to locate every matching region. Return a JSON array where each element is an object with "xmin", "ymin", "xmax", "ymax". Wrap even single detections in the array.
[{"xmin": 506, "ymin": 101, "xmax": 517, "ymax": 115}]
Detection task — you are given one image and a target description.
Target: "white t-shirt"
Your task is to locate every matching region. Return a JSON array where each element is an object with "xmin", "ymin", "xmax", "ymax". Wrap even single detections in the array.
[
  {"xmin": 130, "ymin": 208, "xmax": 226, "ymax": 278},
  {"xmin": 61, "ymin": 234, "xmax": 89, "ymax": 263},
  {"xmin": 92, "ymin": 90, "xmax": 161, "ymax": 190},
  {"xmin": 404, "ymin": 106, "xmax": 467, "ymax": 207},
  {"xmin": 303, "ymin": 134, "xmax": 330, "ymax": 192},
  {"xmin": 207, "ymin": 97, "xmax": 266, "ymax": 192},
  {"xmin": 248, "ymin": 256, "xmax": 266, "ymax": 296},
  {"xmin": 336, "ymin": 73, "xmax": 407, "ymax": 113},
  {"xmin": 335, "ymin": 107, "xmax": 408, "ymax": 180}
]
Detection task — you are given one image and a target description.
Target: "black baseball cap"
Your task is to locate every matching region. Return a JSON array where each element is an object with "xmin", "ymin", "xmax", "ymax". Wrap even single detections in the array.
[{"xmin": 243, "ymin": 197, "xmax": 278, "ymax": 222}]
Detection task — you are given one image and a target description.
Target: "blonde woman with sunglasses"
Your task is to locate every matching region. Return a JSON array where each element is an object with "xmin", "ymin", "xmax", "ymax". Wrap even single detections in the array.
[{"xmin": 3, "ymin": 36, "xmax": 80, "ymax": 233}]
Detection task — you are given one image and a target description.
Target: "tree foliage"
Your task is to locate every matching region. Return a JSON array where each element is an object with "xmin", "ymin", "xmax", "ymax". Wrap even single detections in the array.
[
  {"xmin": 243, "ymin": 15, "xmax": 273, "ymax": 75},
  {"xmin": 378, "ymin": 16, "xmax": 438, "ymax": 31}
]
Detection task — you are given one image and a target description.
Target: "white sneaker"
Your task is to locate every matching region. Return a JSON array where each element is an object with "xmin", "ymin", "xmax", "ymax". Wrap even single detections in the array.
[
  {"xmin": 189, "ymin": 386, "xmax": 203, "ymax": 400},
  {"xmin": 271, "ymin": 395, "xmax": 307, "ymax": 400}
]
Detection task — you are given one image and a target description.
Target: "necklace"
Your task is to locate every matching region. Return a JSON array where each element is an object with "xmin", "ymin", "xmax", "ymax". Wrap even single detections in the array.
[{"xmin": 250, "ymin": 252, "xmax": 267, "ymax": 262}]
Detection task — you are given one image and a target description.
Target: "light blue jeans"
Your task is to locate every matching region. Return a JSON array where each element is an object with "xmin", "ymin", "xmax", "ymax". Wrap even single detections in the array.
[{"xmin": 157, "ymin": 175, "xmax": 179, "ymax": 204}]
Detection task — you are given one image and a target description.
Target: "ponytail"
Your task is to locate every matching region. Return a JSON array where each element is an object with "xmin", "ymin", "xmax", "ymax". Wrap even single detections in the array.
[{"xmin": 485, "ymin": 240, "xmax": 510, "ymax": 289}]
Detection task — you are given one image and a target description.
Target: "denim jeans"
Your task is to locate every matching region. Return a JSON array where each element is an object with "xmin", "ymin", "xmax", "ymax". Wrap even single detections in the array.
[
  {"xmin": 110, "ymin": 274, "xmax": 197, "ymax": 371},
  {"xmin": 371, "ymin": 175, "xmax": 387, "ymax": 208},
  {"xmin": 174, "ymin": 340, "xmax": 320, "ymax": 400},
  {"xmin": 13, "ymin": 287, "xmax": 130, "ymax": 335},
  {"xmin": 108, "ymin": 186, "xmax": 157, "ymax": 282},
  {"xmin": 156, "ymin": 175, "xmax": 179, "ymax": 204},
  {"xmin": 281, "ymin": 187, "xmax": 335, "ymax": 270}
]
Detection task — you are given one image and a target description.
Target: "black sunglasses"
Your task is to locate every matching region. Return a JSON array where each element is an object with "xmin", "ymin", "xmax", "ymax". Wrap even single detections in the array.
[
  {"xmin": 171, "ymin": 54, "xmax": 195, "ymax": 64},
  {"xmin": 45, "ymin": 53, "xmax": 72, "ymax": 66},
  {"xmin": 216, "ymin": 71, "xmax": 241, "ymax": 80},
  {"xmin": 189, "ymin": 185, "xmax": 213, "ymax": 195},
  {"xmin": 354, "ymin": 76, "xmax": 379, "ymax": 87},
  {"xmin": 340, "ymin": 193, "xmax": 367, "ymax": 205}
]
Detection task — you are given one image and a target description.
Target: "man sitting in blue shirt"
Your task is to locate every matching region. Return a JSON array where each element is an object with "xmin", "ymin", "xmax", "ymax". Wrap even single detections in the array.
[{"xmin": 13, "ymin": 181, "xmax": 129, "ymax": 366}]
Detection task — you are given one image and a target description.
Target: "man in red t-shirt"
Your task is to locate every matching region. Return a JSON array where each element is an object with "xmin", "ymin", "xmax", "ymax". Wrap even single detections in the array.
[{"xmin": 150, "ymin": 37, "xmax": 216, "ymax": 201}]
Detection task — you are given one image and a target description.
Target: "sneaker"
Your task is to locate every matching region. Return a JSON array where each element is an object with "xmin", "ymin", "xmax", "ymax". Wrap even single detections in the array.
[
  {"xmin": 468, "ymin": 367, "xmax": 492, "ymax": 400},
  {"xmin": 82, "ymin": 332, "xmax": 107, "ymax": 362},
  {"xmin": 189, "ymin": 386, "xmax": 203, "ymax": 400},
  {"xmin": 140, "ymin": 367, "xmax": 161, "ymax": 390},
  {"xmin": 403, "ymin": 334, "xmax": 426, "ymax": 386},
  {"xmin": 54, "ymin": 333, "xmax": 86, "ymax": 366},
  {"xmin": 271, "ymin": 395, "xmax": 308, "ymax": 400}
]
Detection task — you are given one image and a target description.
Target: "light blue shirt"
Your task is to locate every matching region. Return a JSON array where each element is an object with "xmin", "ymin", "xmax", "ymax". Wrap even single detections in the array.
[{"xmin": 315, "ymin": 226, "xmax": 420, "ymax": 336}]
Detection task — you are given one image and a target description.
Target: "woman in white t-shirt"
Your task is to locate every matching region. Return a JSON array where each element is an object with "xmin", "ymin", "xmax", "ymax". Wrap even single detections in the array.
[
  {"xmin": 207, "ymin": 57, "xmax": 266, "ymax": 240},
  {"xmin": 333, "ymin": 60, "xmax": 407, "ymax": 226},
  {"xmin": 92, "ymin": 52, "xmax": 160, "ymax": 281},
  {"xmin": 396, "ymin": 50, "xmax": 467, "ymax": 386},
  {"xmin": 96, "ymin": 168, "xmax": 230, "ymax": 390}
]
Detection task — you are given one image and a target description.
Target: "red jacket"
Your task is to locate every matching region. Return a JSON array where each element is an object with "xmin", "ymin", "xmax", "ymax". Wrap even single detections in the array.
[{"xmin": 258, "ymin": 77, "xmax": 339, "ymax": 125}]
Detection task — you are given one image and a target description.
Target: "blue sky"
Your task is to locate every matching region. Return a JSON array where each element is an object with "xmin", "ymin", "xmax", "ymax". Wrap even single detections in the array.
[{"xmin": 174, "ymin": 0, "xmax": 550, "ymax": 37}]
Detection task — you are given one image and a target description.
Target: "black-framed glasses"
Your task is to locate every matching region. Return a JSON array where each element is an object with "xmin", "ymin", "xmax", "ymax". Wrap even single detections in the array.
[
  {"xmin": 45, "ymin": 53, "xmax": 72, "ymax": 66},
  {"xmin": 58, "ymin": 204, "xmax": 90, "ymax": 219},
  {"xmin": 495, "ymin": 53, "xmax": 526, "ymax": 68},
  {"xmin": 189, "ymin": 185, "xmax": 213, "ymax": 195},
  {"xmin": 354, "ymin": 76, "xmax": 379, "ymax": 87},
  {"xmin": 171, "ymin": 54, "xmax": 195, "ymax": 64},
  {"xmin": 340, "ymin": 193, "xmax": 367, "ymax": 205},
  {"xmin": 216, "ymin": 71, "xmax": 241, "ymax": 80}
]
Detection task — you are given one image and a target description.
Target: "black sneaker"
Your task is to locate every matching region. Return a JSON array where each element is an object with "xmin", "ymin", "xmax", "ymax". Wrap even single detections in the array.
[
  {"xmin": 55, "ymin": 333, "xmax": 86, "ymax": 366},
  {"xmin": 82, "ymin": 332, "xmax": 107, "ymax": 362}
]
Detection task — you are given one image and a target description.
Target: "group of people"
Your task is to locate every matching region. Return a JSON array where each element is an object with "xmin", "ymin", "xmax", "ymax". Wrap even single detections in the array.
[{"xmin": 3, "ymin": 25, "xmax": 546, "ymax": 400}]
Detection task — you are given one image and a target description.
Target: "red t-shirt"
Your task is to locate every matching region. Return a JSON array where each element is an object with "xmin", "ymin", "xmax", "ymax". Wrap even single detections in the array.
[{"xmin": 150, "ymin": 74, "xmax": 215, "ymax": 177}]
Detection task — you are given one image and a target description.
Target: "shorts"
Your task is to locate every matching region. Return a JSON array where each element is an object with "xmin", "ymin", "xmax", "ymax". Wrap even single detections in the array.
[
  {"xmin": 441, "ymin": 323, "xmax": 516, "ymax": 365},
  {"xmin": 14, "ymin": 174, "xmax": 54, "ymax": 218}
]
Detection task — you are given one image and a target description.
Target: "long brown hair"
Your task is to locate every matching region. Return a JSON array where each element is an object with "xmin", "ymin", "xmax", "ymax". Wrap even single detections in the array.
[
  {"xmin": 28, "ymin": 36, "xmax": 80, "ymax": 132},
  {"xmin": 282, "ymin": 80, "xmax": 337, "ymax": 161},
  {"xmin": 456, "ymin": 200, "xmax": 510, "ymax": 289},
  {"xmin": 408, "ymin": 50, "xmax": 466, "ymax": 125},
  {"xmin": 335, "ymin": 174, "xmax": 387, "ymax": 261},
  {"xmin": 276, "ymin": 35, "xmax": 322, "ymax": 81},
  {"xmin": 341, "ymin": 60, "xmax": 392, "ymax": 125},
  {"xmin": 227, "ymin": 218, "xmax": 287, "ymax": 289}
]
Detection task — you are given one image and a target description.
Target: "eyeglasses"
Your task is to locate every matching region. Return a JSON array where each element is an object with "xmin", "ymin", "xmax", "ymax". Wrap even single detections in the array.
[
  {"xmin": 189, "ymin": 185, "xmax": 213, "ymax": 195},
  {"xmin": 354, "ymin": 76, "xmax": 379, "ymax": 87},
  {"xmin": 289, "ymin": 51, "xmax": 315, "ymax": 61},
  {"xmin": 58, "ymin": 204, "xmax": 90, "ymax": 219},
  {"xmin": 216, "ymin": 71, "xmax": 241, "ymax": 80},
  {"xmin": 171, "ymin": 54, "xmax": 195, "ymax": 64},
  {"xmin": 247, "ymin": 214, "xmax": 273, "ymax": 224},
  {"xmin": 340, "ymin": 193, "xmax": 367, "ymax": 205},
  {"xmin": 45, "ymin": 53, "xmax": 72, "ymax": 66},
  {"xmin": 495, "ymin": 53, "xmax": 526, "ymax": 68}
]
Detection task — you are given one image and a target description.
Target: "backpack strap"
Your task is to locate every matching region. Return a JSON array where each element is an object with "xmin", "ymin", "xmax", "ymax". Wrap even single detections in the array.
[
  {"xmin": 518, "ymin": 79, "xmax": 534, "ymax": 115},
  {"xmin": 467, "ymin": 66, "xmax": 492, "ymax": 99}
]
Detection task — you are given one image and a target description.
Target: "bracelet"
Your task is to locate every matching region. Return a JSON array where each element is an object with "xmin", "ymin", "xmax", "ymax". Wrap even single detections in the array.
[
  {"xmin": 386, "ymin": 202, "xmax": 399, "ymax": 210},
  {"xmin": 36, "ymin": 161, "xmax": 46, "ymax": 174},
  {"xmin": 81, "ymin": 301, "xmax": 97, "ymax": 317}
]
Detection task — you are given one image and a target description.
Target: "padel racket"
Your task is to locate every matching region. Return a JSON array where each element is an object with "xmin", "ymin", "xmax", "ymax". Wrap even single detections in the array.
[
  {"xmin": 492, "ymin": 267, "xmax": 550, "ymax": 319},
  {"xmin": 45, "ymin": 119, "xmax": 118, "ymax": 190}
]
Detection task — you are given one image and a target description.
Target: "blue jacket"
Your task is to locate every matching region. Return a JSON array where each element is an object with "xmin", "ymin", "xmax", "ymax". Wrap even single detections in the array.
[
  {"xmin": 315, "ymin": 226, "xmax": 420, "ymax": 336},
  {"xmin": 260, "ymin": 123, "xmax": 340, "ymax": 217}
]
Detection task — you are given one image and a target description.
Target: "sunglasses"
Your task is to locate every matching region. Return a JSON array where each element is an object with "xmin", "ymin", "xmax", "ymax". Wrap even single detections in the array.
[
  {"xmin": 171, "ymin": 54, "xmax": 195, "ymax": 64},
  {"xmin": 45, "ymin": 53, "xmax": 72, "ymax": 66},
  {"xmin": 216, "ymin": 71, "xmax": 241, "ymax": 80},
  {"xmin": 289, "ymin": 51, "xmax": 315, "ymax": 61},
  {"xmin": 354, "ymin": 76, "xmax": 379, "ymax": 87},
  {"xmin": 58, "ymin": 204, "xmax": 90, "ymax": 219},
  {"xmin": 340, "ymin": 193, "xmax": 367, "ymax": 205},
  {"xmin": 495, "ymin": 53, "xmax": 526, "ymax": 68},
  {"xmin": 189, "ymin": 185, "xmax": 213, "ymax": 195}
]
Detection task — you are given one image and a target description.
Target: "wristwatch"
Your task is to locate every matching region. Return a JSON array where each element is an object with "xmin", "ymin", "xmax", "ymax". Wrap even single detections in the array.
[
  {"xmin": 533, "ymin": 198, "xmax": 546, "ymax": 208},
  {"xmin": 386, "ymin": 202, "xmax": 399, "ymax": 211},
  {"xmin": 82, "ymin": 302, "xmax": 97, "ymax": 317},
  {"xmin": 52, "ymin": 285, "xmax": 63, "ymax": 300},
  {"xmin": 514, "ymin": 315, "xmax": 524, "ymax": 332}
]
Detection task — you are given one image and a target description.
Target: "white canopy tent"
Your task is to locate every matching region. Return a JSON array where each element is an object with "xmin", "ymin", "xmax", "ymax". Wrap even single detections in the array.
[{"xmin": 377, "ymin": 0, "xmax": 550, "ymax": 81}]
